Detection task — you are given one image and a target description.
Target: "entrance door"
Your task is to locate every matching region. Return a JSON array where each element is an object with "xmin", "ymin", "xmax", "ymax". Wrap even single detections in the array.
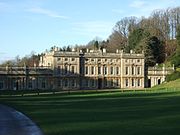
[
  {"xmin": 148, "ymin": 79, "xmax": 151, "ymax": 88},
  {"xmin": 98, "ymin": 79, "xmax": 102, "ymax": 89},
  {"xmin": 158, "ymin": 79, "xmax": 161, "ymax": 85}
]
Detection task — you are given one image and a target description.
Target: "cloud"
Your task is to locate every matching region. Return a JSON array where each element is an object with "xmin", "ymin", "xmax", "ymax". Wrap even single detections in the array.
[
  {"xmin": 71, "ymin": 21, "xmax": 114, "ymax": 38},
  {"xmin": 28, "ymin": 7, "xmax": 69, "ymax": 19}
]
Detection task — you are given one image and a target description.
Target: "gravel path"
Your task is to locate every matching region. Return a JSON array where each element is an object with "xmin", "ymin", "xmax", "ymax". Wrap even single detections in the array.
[{"xmin": 0, "ymin": 104, "xmax": 43, "ymax": 135}]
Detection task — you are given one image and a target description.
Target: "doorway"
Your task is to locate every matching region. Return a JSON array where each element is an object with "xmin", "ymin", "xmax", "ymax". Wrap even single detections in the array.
[{"xmin": 98, "ymin": 78, "xmax": 102, "ymax": 89}]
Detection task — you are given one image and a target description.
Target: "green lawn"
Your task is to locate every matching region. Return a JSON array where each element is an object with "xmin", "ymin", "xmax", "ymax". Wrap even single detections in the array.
[{"xmin": 1, "ymin": 84, "xmax": 180, "ymax": 135}]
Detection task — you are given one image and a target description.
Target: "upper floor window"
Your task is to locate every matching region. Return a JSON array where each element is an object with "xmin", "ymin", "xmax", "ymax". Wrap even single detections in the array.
[
  {"xmin": 72, "ymin": 58, "xmax": 75, "ymax": 61},
  {"xmin": 137, "ymin": 67, "xmax": 141, "ymax": 75},
  {"xmin": 104, "ymin": 66, "xmax": 107, "ymax": 75},
  {"xmin": 110, "ymin": 67, "xmax": 113, "ymax": 75},
  {"xmin": 91, "ymin": 66, "xmax": 94, "ymax": 74},
  {"xmin": 98, "ymin": 66, "xmax": 101, "ymax": 75},
  {"xmin": 116, "ymin": 67, "xmax": 119, "ymax": 75},
  {"xmin": 125, "ymin": 67, "xmax": 128, "ymax": 75},
  {"xmin": 65, "ymin": 58, "xmax": 68, "ymax": 61},
  {"xmin": 71, "ymin": 66, "xmax": 75, "ymax": 74},
  {"xmin": 137, "ymin": 59, "xmax": 140, "ymax": 62},
  {"xmin": 57, "ymin": 58, "xmax": 61, "ymax": 61},
  {"xmin": 64, "ymin": 65, "xmax": 68, "ymax": 75},
  {"xmin": 85, "ymin": 66, "xmax": 88, "ymax": 75},
  {"xmin": 132, "ymin": 66, "xmax": 134, "ymax": 75}
]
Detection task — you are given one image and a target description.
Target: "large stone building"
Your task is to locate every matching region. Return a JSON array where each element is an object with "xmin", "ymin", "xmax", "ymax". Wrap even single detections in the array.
[{"xmin": 0, "ymin": 47, "xmax": 174, "ymax": 90}]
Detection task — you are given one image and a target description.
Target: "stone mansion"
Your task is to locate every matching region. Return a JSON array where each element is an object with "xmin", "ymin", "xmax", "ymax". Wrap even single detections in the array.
[{"xmin": 0, "ymin": 47, "xmax": 174, "ymax": 90}]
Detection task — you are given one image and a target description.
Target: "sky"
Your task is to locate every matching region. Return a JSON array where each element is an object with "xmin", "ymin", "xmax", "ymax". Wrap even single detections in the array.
[{"xmin": 0, "ymin": 0, "xmax": 179, "ymax": 63}]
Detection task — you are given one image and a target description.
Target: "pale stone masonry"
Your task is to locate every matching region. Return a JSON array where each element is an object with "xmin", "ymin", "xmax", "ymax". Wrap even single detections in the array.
[
  {"xmin": 39, "ymin": 48, "xmax": 145, "ymax": 90},
  {"xmin": 0, "ymin": 47, "xmax": 174, "ymax": 90}
]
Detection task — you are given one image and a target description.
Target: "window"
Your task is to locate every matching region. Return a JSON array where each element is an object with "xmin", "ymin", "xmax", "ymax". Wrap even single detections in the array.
[
  {"xmin": 105, "ymin": 59, "xmax": 107, "ymax": 62},
  {"xmin": 85, "ymin": 79, "xmax": 89, "ymax": 87},
  {"xmin": 98, "ymin": 59, "xmax": 101, "ymax": 62},
  {"xmin": 110, "ymin": 67, "xmax": 113, "ymax": 75},
  {"xmin": 0, "ymin": 81, "xmax": 4, "ymax": 89},
  {"xmin": 132, "ymin": 67, "xmax": 134, "ymax": 75},
  {"xmin": 110, "ymin": 79, "xmax": 113, "ymax": 86},
  {"xmin": 104, "ymin": 79, "xmax": 108, "ymax": 86},
  {"xmin": 98, "ymin": 66, "xmax": 101, "ymax": 75},
  {"xmin": 85, "ymin": 66, "xmax": 88, "ymax": 74},
  {"xmin": 137, "ymin": 79, "xmax": 141, "ymax": 86},
  {"xmin": 104, "ymin": 66, "xmax": 107, "ymax": 75},
  {"xmin": 29, "ymin": 81, "xmax": 32, "ymax": 89},
  {"xmin": 72, "ymin": 58, "xmax": 75, "ymax": 61},
  {"xmin": 58, "ymin": 79, "xmax": 61, "ymax": 87},
  {"xmin": 91, "ymin": 59, "xmax": 94, "ymax": 62},
  {"xmin": 64, "ymin": 79, "xmax": 68, "ymax": 87},
  {"xmin": 64, "ymin": 65, "xmax": 68, "ymax": 75},
  {"xmin": 42, "ymin": 80, "xmax": 46, "ymax": 88},
  {"xmin": 116, "ymin": 67, "xmax": 119, "ymax": 75},
  {"xmin": 116, "ymin": 79, "xmax": 119, "ymax": 86},
  {"xmin": 72, "ymin": 79, "xmax": 75, "ymax": 87},
  {"xmin": 90, "ymin": 80, "xmax": 95, "ymax": 87},
  {"xmin": 71, "ymin": 66, "xmax": 75, "ymax": 74},
  {"xmin": 91, "ymin": 66, "xmax": 94, "ymax": 74},
  {"xmin": 125, "ymin": 67, "xmax": 128, "ymax": 75},
  {"xmin": 132, "ymin": 79, "xmax": 134, "ymax": 87},
  {"xmin": 57, "ymin": 58, "xmax": 61, "ymax": 61},
  {"xmin": 65, "ymin": 58, "xmax": 68, "ymax": 61},
  {"xmin": 137, "ymin": 59, "xmax": 140, "ymax": 62},
  {"xmin": 57, "ymin": 66, "xmax": 61, "ymax": 74},
  {"xmin": 125, "ymin": 79, "xmax": 128, "ymax": 87},
  {"xmin": 137, "ymin": 67, "xmax": 140, "ymax": 75}
]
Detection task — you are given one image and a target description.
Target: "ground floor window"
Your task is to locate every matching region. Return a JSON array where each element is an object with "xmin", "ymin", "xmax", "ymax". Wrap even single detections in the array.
[
  {"xmin": 42, "ymin": 81, "xmax": 46, "ymax": 88},
  {"xmin": 132, "ymin": 79, "xmax": 134, "ymax": 87},
  {"xmin": 0, "ymin": 81, "xmax": 3, "ymax": 89},
  {"xmin": 71, "ymin": 79, "xmax": 76, "ymax": 87},
  {"xmin": 110, "ymin": 79, "xmax": 113, "ymax": 86},
  {"xmin": 125, "ymin": 79, "xmax": 128, "ymax": 87},
  {"xmin": 28, "ymin": 81, "xmax": 32, "ymax": 89},
  {"xmin": 137, "ymin": 79, "xmax": 141, "ymax": 86},
  {"xmin": 58, "ymin": 79, "xmax": 62, "ymax": 87},
  {"xmin": 64, "ymin": 79, "xmax": 68, "ymax": 87},
  {"xmin": 115, "ymin": 79, "xmax": 119, "ymax": 86}
]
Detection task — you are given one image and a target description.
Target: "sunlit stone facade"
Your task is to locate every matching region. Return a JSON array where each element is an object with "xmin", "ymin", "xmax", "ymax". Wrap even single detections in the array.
[
  {"xmin": 39, "ymin": 48, "xmax": 145, "ymax": 90},
  {"xmin": 0, "ymin": 48, "xmax": 174, "ymax": 90}
]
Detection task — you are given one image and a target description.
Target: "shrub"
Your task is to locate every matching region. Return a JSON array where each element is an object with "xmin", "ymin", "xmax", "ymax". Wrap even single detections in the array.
[{"xmin": 166, "ymin": 71, "xmax": 180, "ymax": 82}]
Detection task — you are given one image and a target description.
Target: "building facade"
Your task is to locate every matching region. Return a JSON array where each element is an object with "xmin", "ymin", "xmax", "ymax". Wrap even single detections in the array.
[{"xmin": 0, "ymin": 48, "xmax": 174, "ymax": 90}]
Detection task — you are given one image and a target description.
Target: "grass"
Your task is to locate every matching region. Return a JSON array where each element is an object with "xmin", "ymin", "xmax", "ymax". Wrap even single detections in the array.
[{"xmin": 0, "ymin": 80, "xmax": 180, "ymax": 135}]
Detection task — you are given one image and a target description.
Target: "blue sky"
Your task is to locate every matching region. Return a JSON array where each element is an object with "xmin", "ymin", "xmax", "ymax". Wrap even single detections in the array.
[{"xmin": 0, "ymin": 0, "xmax": 179, "ymax": 63}]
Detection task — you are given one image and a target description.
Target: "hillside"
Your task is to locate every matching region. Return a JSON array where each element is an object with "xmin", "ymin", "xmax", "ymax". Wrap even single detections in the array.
[{"xmin": 153, "ymin": 78, "xmax": 180, "ymax": 90}]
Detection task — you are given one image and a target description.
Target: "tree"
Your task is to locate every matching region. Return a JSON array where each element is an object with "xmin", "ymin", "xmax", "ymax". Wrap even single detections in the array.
[
  {"xmin": 171, "ymin": 25, "xmax": 180, "ymax": 67},
  {"xmin": 144, "ymin": 36, "xmax": 165, "ymax": 66},
  {"xmin": 94, "ymin": 41, "xmax": 99, "ymax": 50}
]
